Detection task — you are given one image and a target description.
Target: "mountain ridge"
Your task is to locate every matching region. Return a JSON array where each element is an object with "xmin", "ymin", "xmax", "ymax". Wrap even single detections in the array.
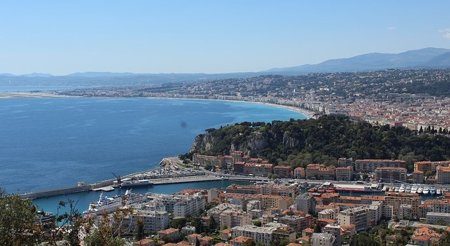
[{"xmin": 265, "ymin": 47, "xmax": 450, "ymax": 74}]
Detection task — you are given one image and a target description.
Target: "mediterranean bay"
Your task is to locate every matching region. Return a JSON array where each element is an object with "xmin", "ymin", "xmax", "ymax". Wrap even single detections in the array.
[{"xmin": 0, "ymin": 97, "xmax": 305, "ymax": 210}]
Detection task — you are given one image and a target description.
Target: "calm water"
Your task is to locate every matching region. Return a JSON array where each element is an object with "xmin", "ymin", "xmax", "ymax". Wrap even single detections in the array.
[{"xmin": 0, "ymin": 97, "xmax": 305, "ymax": 195}]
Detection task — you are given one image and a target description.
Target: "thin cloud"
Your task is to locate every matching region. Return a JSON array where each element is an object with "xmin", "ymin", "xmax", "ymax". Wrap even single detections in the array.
[
  {"xmin": 439, "ymin": 28, "xmax": 450, "ymax": 40},
  {"xmin": 387, "ymin": 26, "xmax": 397, "ymax": 31}
]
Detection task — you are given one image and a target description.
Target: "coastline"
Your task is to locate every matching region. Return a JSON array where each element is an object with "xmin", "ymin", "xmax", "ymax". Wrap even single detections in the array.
[
  {"xmin": 0, "ymin": 91, "xmax": 315, "ymax": 118},
  {"xmin": 0, "ymin": 91, "xmax": 315, "ymax": 119}
]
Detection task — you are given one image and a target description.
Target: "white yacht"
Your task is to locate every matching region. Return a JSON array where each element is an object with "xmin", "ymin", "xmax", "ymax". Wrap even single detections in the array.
[
  {"xmin": 411, "ymin": 185, "xmax": 418, "ymax": 194},
  {"xmin": 405, "ymin": 185, "xmax": 411, "ymax": 193}
]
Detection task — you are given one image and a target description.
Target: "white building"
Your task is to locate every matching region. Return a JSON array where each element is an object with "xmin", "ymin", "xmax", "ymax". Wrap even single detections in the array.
[
  {"xmin": 426, "ymin": 212, "xmax": 450, "ymax": 225},
  {"xmin": 232, "ymin": 223, "xmax": 294, "ymax": 246},
  {"xmin": 122, "ymin": 210, "xmax": 169, "ymax": 234},
  {"xmin": 173, "ymin": 193, "xmax": 206, "ymax": 218},
  {"xmin": 337, "ymin": 206, "xmax": 368, "ymax": 232},
  {"xmin": 311, "ymin": 233, "xmax": 335, "ymax": 246}
]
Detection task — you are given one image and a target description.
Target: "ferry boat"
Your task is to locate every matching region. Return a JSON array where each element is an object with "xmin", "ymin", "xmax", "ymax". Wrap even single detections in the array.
[
  {"xmin": 120, "ymin": 179, "xmax": 152, "ymax": 188},
  {"xmin": 85, "ymin": 190, "xmax": 147, "ymax": 215}
]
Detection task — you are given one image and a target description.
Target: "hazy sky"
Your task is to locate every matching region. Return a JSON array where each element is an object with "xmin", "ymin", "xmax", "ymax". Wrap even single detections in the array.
[{"xmin": 1, "ymin": 0, "xmax": 450, "ymax": 75}]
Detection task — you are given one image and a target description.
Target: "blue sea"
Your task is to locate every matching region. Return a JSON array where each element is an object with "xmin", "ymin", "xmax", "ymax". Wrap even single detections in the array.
[{"xmin": 0, "ymin": 97, "xmax": 305, "ymax": 212}]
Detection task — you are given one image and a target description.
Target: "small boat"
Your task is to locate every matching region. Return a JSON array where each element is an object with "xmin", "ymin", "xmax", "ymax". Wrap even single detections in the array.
[
  {"xmin": 395, "ymin": 187, "xmax": 400, "ymax": 192},
  {"xmin": 406, "ymin": 185, "xmax": 411, "ymax": 193},
  {"xmin": 430, "ymin": 187, "xmax": 436, "ymax": 195},
  {"xmin": 417, "ymin": 187, "xmax": 423, "ymax": 194},
  {"xmin": 411, "ymin": 185, "xmax": 418, "ymax": 194},
  {"xmin": 423, "ymin": 186, "xmax": 429, "ymax": 195},
  {"xmin": 437, "ymin": 189, "xmax": 442, "ymax": 195}
]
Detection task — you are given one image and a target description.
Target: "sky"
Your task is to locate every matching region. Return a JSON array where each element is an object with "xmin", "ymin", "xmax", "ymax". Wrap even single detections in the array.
[{"xmin": 1, "ymin": 0, "xmax": 450, "ymax": 75}]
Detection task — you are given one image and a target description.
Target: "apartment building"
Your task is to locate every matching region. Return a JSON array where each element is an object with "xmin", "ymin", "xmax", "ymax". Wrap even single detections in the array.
[
  {"xmin": 436, "ymin": 166, "xmax": 450, "ymax": 184},
  {"xmin": 412, "ymin": 170, "xmax": 424, "ymax": 183},
  {"xmin": 318, "ymin": 209, "xmax": 337, "ymax": 220},
  {"xmin": 278, "ymin": 215, "xmax": 313, "ymax": 231},
  {"xmin": 335, "ymin": 166, "xmax": 353, "ymax": 181},
  {"xmin": 306, "ymin": 164, "xmax": 335, "ymax": 180},
  {"xmin": 337, "ymin": 206, "xmax": 369, "ymax": 232},
  {"xmin": 226, "ymin": 183, "xmax": 297, "ymax": 198},
  {"xmin": 173, "ymin": 193, "xmax": 206, "ymax": 218},
  {"xmin": 354, "ymin": 159, "xmax": 406, "ymax": 172},
  {"xmin": 219, "ymin": 210, "xmax": 252, "ymax": 230},
  {"xmin": 207, "ymin": 203, "xmax": 243, "ymax": 224},
  {"xmin": 323, "ymin": 224, "xmax": 342, "ymax": 246},
  {"xmin": 414, "ymin": 160, "xmax": 450, "ymax": 173},
  {"xmin": 374, "ymin": 167, "xmax": 407, "ymax": 182},
  {"xmin": 426, "ymin": 212, "xmax": 450, "ymax": 225},
  {"xmin": 294, "ymin": 167, "xmax": 305, "ymax": 179},
  {"xmin": 422, "ymin": 199, "xmax": 450, "ymax": 214},
  {"xmin": 220, "ymin": 193, "xmax": 293, "ymax": 211},
  {"xmin": 232, "ymin": 223, "xmax": 295, "ymax": 246},
  {"xmin": 295, "ymin": 193, "xmax": 316, "ymax": 214},
  {"xmin": 311, "ymin": 233, "xmax": 335, "ymax": 246},
  {"xmin": 122, "ymin": 210, "xmax": 170, "ymax": 234},
  {"xmin": 384, "ymin": 192, "xmax": 420, "ymax": 219},
  {"xmin": 273, "ymin": 165, "xmax": 292, "ymax": 178}
]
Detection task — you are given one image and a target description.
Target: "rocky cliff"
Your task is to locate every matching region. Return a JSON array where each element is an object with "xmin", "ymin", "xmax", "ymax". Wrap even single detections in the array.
[{"xmin": 188, "ymin": 115, "xmax": 450, "ymax": 168}]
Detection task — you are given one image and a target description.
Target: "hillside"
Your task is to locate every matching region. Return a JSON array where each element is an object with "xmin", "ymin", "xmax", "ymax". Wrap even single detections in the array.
[
  {"xmin": 266, "ymin": 48, "xmax": 450, "ymax": 74},
  {"xmin": 189, "ymin": 115, "xmax": 450, "ymax": 171}
]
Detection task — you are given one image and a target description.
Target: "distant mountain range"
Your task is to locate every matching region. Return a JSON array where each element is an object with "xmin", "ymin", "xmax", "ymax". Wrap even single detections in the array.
[
  {"xmin": 1, "ymin": 47, "xmax": 450, "ymax": 92},
  {"xmin": 266, "ymin": 47, "xmax": 450, "ymax": 74}
]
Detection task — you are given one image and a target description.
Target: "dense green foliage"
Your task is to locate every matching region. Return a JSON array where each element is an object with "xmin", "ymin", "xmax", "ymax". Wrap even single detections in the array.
[
  {"xmin": 0, "ymin": 191, "xmax": 41, "ymax": 245},
  {"xmin": 192, "ymin": 115, "xmax": 450, "ymax": 170}
]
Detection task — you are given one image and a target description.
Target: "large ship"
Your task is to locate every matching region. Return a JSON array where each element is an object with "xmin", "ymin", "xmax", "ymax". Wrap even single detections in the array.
[
  {"xmin": 120, "ymin": 179, "xmax": 152, "ymax": 188},
  {"xmin": 85, "ymin": 190, "xmax": 147, "ymax": 215}
]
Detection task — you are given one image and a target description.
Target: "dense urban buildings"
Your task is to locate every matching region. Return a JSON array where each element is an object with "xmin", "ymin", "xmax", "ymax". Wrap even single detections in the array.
[{"xmin": 61, "ymin": 69, "xmax": 450, "ymax": 132}]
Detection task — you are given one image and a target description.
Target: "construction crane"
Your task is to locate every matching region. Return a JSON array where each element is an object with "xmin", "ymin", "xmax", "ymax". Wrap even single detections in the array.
[{"xmin": 112, "ymin": 172, "xmax": 122, "ymax": 185}]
